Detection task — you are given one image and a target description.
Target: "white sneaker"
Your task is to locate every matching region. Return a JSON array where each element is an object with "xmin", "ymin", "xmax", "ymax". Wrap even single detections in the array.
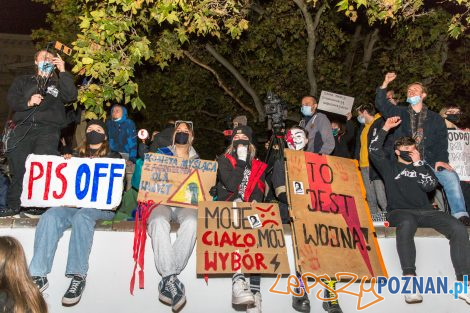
[
  {"xmin": 405, "ymin": 293, "xmax": 423, "ymax": 304},
  {"xmin": 247, "ymin": 292, "xmax": 262, "ymax": 313},
  {"xmin": 232, "ymin": 279, "xmax": 254, "ymax": 305},
  {"xmin": 457, "ymin": 289, "xmax": 470, "ymax": 304}
]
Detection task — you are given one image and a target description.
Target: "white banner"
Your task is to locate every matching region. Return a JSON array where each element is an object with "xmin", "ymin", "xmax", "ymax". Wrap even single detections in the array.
[
  {"xmin": 21, "ymin": 154, "xmax": 126, "ymax": 210},
  {"xmin": 318, "ymin": 90, "xmax": 355, "ymax": 116},
  {"xmin": 448, "ymin": 130, "xmax": 470, "ymax": 181}
]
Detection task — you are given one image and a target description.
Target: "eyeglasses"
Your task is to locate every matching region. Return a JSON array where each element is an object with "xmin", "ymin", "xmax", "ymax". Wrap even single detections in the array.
[{"xmin": 175, "ymin": 120, "xmax": 193, "ymax": 130}]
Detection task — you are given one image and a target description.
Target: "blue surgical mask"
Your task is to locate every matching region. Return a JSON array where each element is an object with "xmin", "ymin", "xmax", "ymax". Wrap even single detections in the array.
[
  {"xmin": 357, "ymin": 116, "xmax": 366, "ymax": 124},
  {"xmin": 301, "ymin": 106, "xmax": 313, "ymax": 117},
  {"xmin": 38, "ymin": 61, "xmax": 54, "ymax": 74},
  {"xmin": 406, "ymin": 95, "xmax": 421, "ymax": 106}
]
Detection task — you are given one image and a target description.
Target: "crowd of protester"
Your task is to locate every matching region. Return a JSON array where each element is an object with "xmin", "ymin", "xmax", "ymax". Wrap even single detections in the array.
[{"xmin": 0, "ymin": 49, "xmax": 469, "ymax": 313}]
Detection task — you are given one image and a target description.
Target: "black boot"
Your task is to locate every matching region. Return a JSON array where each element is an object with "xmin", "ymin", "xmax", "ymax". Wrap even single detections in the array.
[
  {"xmin": 322, "ymin": 280, "xmax": 343, "ymax": 313},
  {"xmin": 292, "ymin": 287, "xmax": 310, "ymax": 312}
]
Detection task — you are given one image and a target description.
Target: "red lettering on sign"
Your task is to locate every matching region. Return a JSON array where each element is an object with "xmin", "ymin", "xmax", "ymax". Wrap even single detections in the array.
[
  {"xmin": 28, "ymin": 162, "xmax": 44, "ymax": 199},
  {"xmin": 53, "ymin": 163, "xmax": 68, "ymax": 199}
]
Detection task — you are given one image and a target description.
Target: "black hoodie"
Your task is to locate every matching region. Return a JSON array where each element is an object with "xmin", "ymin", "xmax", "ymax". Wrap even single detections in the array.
[{"xmin": 369, "ymin": 128, "xmax": 438, "ymax": 211}]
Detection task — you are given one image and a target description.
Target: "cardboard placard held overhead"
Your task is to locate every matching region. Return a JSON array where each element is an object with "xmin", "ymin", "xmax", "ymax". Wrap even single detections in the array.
[
  {"xmin": 137, "ymin": 153, "xmax": 218, "ymax": 209},
  {"xmin": 21, "ymin": 154, "xmax": 125, "ymax": 210},
  {"xmin": 285, "ymin": 149, "xmax": 387, "ymax": 278},
  {"xmin": 448, "ymin": 130, "xmax": 470, "ymax": 181},
  {"xmin": 197, "ymin": 201, "xmax": 290, "ymax": 274},
  {"xmin": 318, "ymin": 90, "xmax": 354, "ymax": 116}
]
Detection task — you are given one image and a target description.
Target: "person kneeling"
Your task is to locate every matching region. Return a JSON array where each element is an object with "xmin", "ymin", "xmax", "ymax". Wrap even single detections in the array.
[
  {"xmin": 29, "ymin": 120, "xmax": 120, "ymax": 306},
  {"xmin": 369, "ymin": 116, "xmax": 470, "ymax": 304}
]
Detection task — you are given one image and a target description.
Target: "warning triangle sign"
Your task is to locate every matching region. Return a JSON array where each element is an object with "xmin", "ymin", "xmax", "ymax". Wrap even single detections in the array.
[{"xmin": 167, "ymin": 170, "xmax": 206, "ymax": 206}]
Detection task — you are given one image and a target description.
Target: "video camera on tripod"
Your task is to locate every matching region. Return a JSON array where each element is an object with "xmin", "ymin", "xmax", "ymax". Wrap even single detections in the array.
[{"xmin": 264, "ymin": 91, "xmax": 288, "ymax": 131}]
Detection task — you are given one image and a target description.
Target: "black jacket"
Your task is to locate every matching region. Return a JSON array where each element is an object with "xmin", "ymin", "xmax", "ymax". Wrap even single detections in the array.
[
  {"xmin": 216, "ymin": 154, "xmax": 266, "ymax": 202},
  {"xmin": 7, "ymin": 72, "xmax": 77, "ymax": 128},
  {"xmin": 375, "ymin": 87, "xmax": 448, "ymax": 167},
  {"xmin": 369, "ymin": 128, "xmax": 438, "ymax": 211},
  {"xmin": 332, "ymin": 120, "xmax": 355, "ymax": 159}
]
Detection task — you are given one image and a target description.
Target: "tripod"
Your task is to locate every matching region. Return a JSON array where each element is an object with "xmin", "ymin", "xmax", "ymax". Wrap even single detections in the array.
[{"xmin": 264, "ymin": 127, "xmax": 286, "ymax": 166}]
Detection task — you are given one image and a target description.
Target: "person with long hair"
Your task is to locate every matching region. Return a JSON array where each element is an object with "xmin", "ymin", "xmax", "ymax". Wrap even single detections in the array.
[
  {"xmin": 215, "ymin": 125, "xmax": 267, "ymax": 313},
  {"xmin": 29, "ymin": 119, "xmax": 121, "ymax": 307},
  {"xmin": 0, "ymin": 236, "xmax": 47, "ymax": 313},
  {"xmin": 146, "ymin": 121, "xmax": 199, "ymax": 312}
]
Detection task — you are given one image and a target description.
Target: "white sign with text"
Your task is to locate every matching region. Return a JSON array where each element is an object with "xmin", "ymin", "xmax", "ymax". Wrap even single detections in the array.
[{"xmin": 318, "ymin": 90, "xmax": 355, "ymax": 116}]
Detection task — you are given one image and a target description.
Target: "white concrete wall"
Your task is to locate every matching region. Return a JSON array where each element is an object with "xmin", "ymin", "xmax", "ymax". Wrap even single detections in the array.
[{"xmin": 0, "ymin": 227, "xmax": 469, "ymax": 313}]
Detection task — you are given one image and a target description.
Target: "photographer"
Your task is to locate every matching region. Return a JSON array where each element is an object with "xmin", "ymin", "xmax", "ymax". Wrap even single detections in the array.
[
  {"xmin": 299, "ymin": 96, "xmax": 335, "ymax": 155},
  {"xmin": 1, "ymin": 49, "xmax": 77, "ymax": 217}
]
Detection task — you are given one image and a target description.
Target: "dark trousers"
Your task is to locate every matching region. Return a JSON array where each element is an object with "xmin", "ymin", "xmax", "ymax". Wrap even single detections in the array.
[
  {"xmin": 387, "ymin": 209, "xmax": 470, "ymax": 280},
  {"xmin": 6, "ymin": 124, "xmax": 60, "ymax": 209}
]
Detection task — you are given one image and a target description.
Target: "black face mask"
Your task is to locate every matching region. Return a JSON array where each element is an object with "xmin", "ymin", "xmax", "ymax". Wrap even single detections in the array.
[
  {"xmin": 399, "ymin": 150, "xmax": 413, "ymax": 162},
  {"xmin": 175, "ymin": 132, "xmax": 189, "ymax": 144},
  {"xmin": 233, "ymin": 139, "xmax": 250, "ymax": 148},
  {"xmin": 86, "ymin": 131, "xmax": 106, "ymax": 145},
  {"xmin": 446, "ymin": 114, "xmax": 460, "ymax": 124}
]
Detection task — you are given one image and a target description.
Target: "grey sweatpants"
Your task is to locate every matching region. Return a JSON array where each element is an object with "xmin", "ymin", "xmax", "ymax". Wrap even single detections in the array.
[
  {"xmin": 361, "ymin": 167, "xmax": 387, "ymax": 214},
  {"xmin": 147, "ymin": 204, "xmax": 197, "ymax": 278}
]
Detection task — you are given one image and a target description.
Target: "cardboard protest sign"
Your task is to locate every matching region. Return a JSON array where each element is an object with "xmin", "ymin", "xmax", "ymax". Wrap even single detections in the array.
[
  {"xmin": 285, "ymin": 149, "xmax": 387, "ymax": 278},
  {"xmin": 197, "ymin": 201, "xmax": 290, "ymax": 274},
  {"xmin": 318, "ymin": 91, "xmax": 354, "ymax": 116},
  {"xmin": 21, "ymin": 154, "xmax": 125, "ymax": 210},
  {"xmin": 448, "ymin": 130, "xmax": 470, "ymax": 181},
  {"xmin": 137, "ymin": 153, "xmax": 217, "ymax": 209}
]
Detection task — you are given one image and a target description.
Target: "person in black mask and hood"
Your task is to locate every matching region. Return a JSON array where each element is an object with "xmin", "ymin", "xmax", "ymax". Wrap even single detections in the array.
[
  {"xmin": 29, "ymin": 119, "xmax": 120, "ymax": 307},
  {"xmin": 215, "ymin": 126, "xmax": 267, "ymax": 313}
]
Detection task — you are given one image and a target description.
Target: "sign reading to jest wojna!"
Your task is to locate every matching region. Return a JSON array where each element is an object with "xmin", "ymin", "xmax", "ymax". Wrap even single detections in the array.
[
  {"xmin": 285, "ymin": 149, "xmax": 387, "ymax": 279},
  {"xmin": 137, "ymin": 153, "xmax": 217, "ymax": 209},
  {"xmin": 21, "ymin": 154, "xmax": 125, "ymax": 210}
]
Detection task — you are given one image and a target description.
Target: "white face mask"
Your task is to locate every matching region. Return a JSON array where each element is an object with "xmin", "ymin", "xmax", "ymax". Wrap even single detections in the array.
[{"xmin": 286, "ymin": 129, "xmax": 307, "ymax": 150}]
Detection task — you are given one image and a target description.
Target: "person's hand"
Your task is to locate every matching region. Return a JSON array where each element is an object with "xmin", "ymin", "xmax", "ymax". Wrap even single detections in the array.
[
  {"xmin": 52, "ymin": 55, "xmax": 65, "ymax": 72},
  {"xmin": 346, "ymin": 112, "xmax": 352, "ymax": 120},
  {"xmin": 237, "ymin": 145, "xmax": 248, "ymax": 161},
  {"xmin": 410, "ymin": 150, "xmax": 421, "ymax": 163},
  {"xmin": 126, "ymin": 160, "xmax": 133, "ymax": 166},
  {"xmin": 63, "ymin": 154, "xmax": 72, "ymax": 160},
  {"xmin": 435, "ymin": 161, "xmax": 453, "ymax": 172},
  {"xmin": 383, "ymin": 116, "xmax": 401, "ymax": 131},
  {"xmin": 28, "ymin": 94, "xmax": 43, "ymax": 107},
  {"xmin": 381, "ymin": 72, "xmax": 396, "ymax": 89}
]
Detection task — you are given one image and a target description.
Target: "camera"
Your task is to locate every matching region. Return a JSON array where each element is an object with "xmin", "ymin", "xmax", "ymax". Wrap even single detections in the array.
[{"xmin": 264, "ymin": 92, "xmax": 288, "ymax": 130}]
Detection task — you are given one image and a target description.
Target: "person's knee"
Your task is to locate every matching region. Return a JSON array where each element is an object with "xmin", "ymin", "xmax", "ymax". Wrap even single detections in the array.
[
  {"xmin": 396, "ymin": 218, "xmax": 417, "ymax": 234},
  {"xmin": 450, "ymin": 222, "xmax": 468, "ymax": 240},
  {"xmin": 71, "ymin": 208, "xmax": 95, "ymax": 226},
  {"xmin": 180, "ymin": 213, "xmax": 197, "ymax": 231}
]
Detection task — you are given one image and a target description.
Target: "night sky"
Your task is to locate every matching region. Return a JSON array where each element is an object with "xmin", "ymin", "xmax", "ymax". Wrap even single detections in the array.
[{"xmin": 0, "ymin": 0, "xmax": 49, "ymax": 35}]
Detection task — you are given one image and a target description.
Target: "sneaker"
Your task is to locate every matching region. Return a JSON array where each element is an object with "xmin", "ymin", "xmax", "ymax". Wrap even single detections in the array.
[
  {"xmin": 456, "ymin": 283, "xmax": 470, "ymax": 304},
  {"xmin": 32, "ymin": 276, "xmax": 49, "ymax": 292},
  {"xmin": 0, "ymin": 207, "xmax": 20, "ymax": 218},
  {"xmin": 21, "ymin": 207, "xmax": 47, "ymax": 218},
  {"xmin": 404, "ymin": 293, "xmax": 423, "ymax": 304},
  {"xmin": 232, "ymin": 278, "xmax": 255, "ymax": 305},
  {"xmin": 246, "ymin": 292, "xmax": 262, "ymax": 313},
  {"xmin": 164, "ymin": 275, "xmax": 186, "ymax": 312},
  {"xmin": 62, "ymin": 276, "xmax": 86, "ymax": 306},
  {"xmin": 292, "ymin": 288, "xmax": 310, "ymax": 312},
  {"xmin": 322, "ymin": 281, "xmax": 343, "ymax": 313},
  {"xmin": 458, "ymin": 216, "xmax": 470, "ymax": 227},
  {"xmin": 158, "ymin": 276, "xmax": 172, "ymax": 305}
]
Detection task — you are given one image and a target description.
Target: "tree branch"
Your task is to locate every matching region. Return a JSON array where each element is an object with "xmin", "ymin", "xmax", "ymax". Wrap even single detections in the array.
[
  {"xmin": 183, "ymin": 50, "xmax": 258, "ymax": 120},
  {"xmin": 293, "ymin": 0, "xmax": 327, "ymax": 97},
  {"xmin": 205, "ymin": 44, "xmax": 265, "ymax": 121},
  {"xmin": 362, "ymin": 28, "xmax": 379, "ymax": 70}
]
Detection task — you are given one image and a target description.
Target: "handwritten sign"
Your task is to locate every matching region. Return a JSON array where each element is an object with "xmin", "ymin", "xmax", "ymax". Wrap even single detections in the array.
[
  {"xmin": 137, "ymin": 153, "xmax": 217, "ymax": 209},
  {"xmin": 21, "ymin": 154, "xmax": 125, "ymax": 210},
  {"xmin": 448, "ymin": 130, "xmax": 470, "ymax": 181},
  {"xmin": 197, "ymin": 201, "xmax": 290, "ymax": 274},
  {"xmin": 318, "ymin": 90, "xmax": 354, "ymax": 116},
  {"xmin": 285, "ymin": 149, "xmax": 387, "ymax": 278}
]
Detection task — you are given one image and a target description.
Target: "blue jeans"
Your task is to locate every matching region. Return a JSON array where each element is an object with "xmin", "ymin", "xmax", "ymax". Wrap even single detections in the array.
[
  {"xmin": 29, "ymin": 207, "xmax": 114, "ymax": 277},
  {"xmin": 433, "ymin": 169, "xmax": 469, "ymax": 218}
]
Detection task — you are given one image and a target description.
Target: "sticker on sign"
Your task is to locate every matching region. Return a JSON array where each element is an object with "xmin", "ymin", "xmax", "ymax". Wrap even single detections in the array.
[{"xmin": 318, "ymin": 91, "xmax": 355, "ymax": 116}]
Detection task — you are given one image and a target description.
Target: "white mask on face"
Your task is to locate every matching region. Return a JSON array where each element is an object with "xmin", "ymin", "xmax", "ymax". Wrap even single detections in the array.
[{"xmin": 286, "ymin": 129, "xmax": 307, "ymax": 150}]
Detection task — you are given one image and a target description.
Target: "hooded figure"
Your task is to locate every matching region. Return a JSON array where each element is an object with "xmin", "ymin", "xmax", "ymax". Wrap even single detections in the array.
[{"xmin": 106, "ymin": 105, "xmax": 137, "ymax": 162}]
